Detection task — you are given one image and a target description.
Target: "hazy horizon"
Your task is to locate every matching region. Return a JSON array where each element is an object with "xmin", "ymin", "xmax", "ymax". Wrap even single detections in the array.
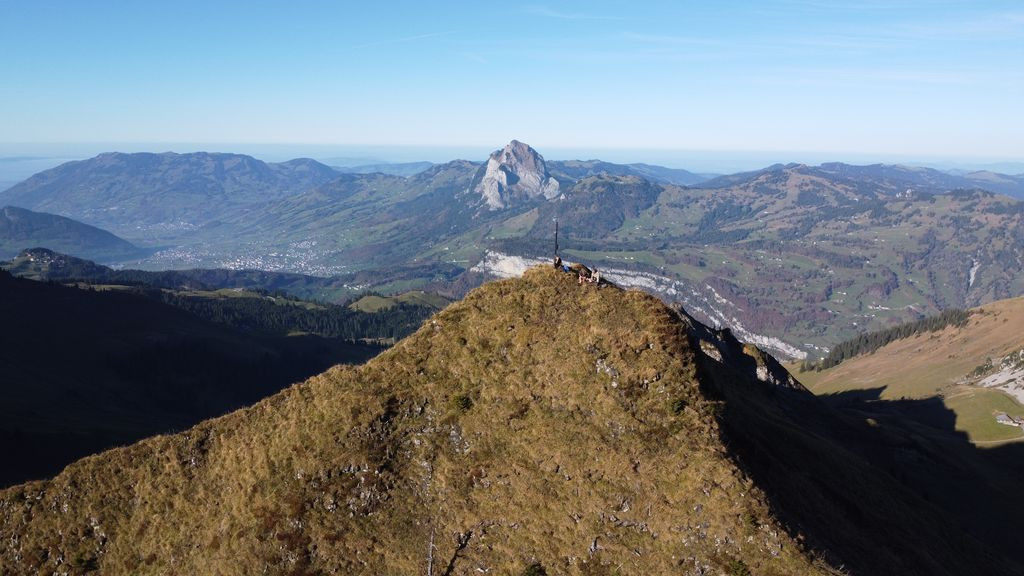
[
  {"xmin": 2, "ymin": 1, "xmax": 1022, "ymax": 164},
  {"xmin": 2, "ymin": 142, "xmax": 1023, "ymax": 187}
]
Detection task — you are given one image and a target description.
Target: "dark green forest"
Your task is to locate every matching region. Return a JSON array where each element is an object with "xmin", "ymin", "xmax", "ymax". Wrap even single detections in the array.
[{"xmin": 143, "ymin": 287, "xmax": 434, "ymax": 342}]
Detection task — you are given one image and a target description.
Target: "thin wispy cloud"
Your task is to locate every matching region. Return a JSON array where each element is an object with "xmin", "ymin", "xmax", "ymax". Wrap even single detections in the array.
[
  {"xmin": 772, "ymin": 0, "xmax": 983, "ymax": 12},
  {"xmin": 618, "ymin": 31, "xmax": 883, "ymax": 61},
  {"xmin": 623, "ymin": 13, "xmax": 1020, "ymax": 58},
  {"xmin": 891, "ymin": 10, "xmax": 1024, "ymax": 40},
  {"xmin": 459, "ymin": 52, "xmax": 488, "ymax": 64},
  {"xmin": 620, "ymin": 32, "xmax": 724, "ymax": 47},
  {"xmin": 526, "ymin": 6, "xmax": 626, "ymax": 21},
  {"xmin": 352, "ymin": 31, "xmax": 456, "ymax": 50},
  {"xmin": 772, "ymin": 0, "xmax": 902, "ymax": 10},
  {"xmin": 770, "ymin": 5, "xmax": 1024, "ymax": 44},
  {"xmin": 749, "ymin": 66, "xmax": 983, "ymax": 88}
]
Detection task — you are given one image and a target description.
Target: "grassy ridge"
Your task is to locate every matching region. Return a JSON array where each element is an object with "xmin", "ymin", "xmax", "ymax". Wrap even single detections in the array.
[
  {"xmin": 0, "ymin": 268, "xmax": 826, "ymax": 575},
  {"xmin": 347, "ymin": 290, "xmax": 451, "ymax": 313},
  {"xmin": 2, "ymin": 268, "xmax": 1021, "ymax": 574}
]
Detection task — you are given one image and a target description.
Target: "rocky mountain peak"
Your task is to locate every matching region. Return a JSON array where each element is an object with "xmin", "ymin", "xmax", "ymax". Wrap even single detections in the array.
[{"xmin": 474, "ymin": 140, "xmax": 560, "ymax": 209}]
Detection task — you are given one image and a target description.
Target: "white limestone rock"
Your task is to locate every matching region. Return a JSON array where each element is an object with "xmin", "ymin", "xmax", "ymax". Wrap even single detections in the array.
[{"xmin": 475, "ymin": 140, "xmax": 560, "ymax": 209}]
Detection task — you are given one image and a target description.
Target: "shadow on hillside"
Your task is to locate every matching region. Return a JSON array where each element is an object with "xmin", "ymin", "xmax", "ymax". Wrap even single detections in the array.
[
  {"xmin": 0, "ymin": 270, "xmax": 388, "ymax": 489},
  {"xmin": 819, "ymin": 386, "xmax": 962, "ymax": 433},
  {"xmin": 690, "ymin": 328, "xmax": 1024, "ymax": 575},
  {"xmin": 0, "ymin": 334, "xmax": 380, "ymax": 489}
]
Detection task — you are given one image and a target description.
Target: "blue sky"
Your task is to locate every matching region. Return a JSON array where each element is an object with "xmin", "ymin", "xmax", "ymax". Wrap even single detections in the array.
[{"xmin": 1, "ymin": 1, "xmax": 1022, "ymax": 168}]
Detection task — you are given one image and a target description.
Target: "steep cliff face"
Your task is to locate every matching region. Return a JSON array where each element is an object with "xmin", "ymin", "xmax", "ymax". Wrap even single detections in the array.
[{"xmin": 475, "ymin": 140, "xmax": 560, "ymax": 209}]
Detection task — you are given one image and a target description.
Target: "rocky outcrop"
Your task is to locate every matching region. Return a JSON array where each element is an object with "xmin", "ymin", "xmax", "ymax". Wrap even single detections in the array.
[{"xmin": 474, "ymin": 140, "xmax": 560, "ymax": 209}]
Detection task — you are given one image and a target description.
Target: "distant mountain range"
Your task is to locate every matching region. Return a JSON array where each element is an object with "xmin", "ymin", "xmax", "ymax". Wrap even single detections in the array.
[
  {"xmin": 703, "ymin": 161, "xmax": 1024, "ymax": 198},
  {"xmin": 0, "ymin": 148, "xmax": 723, "ymax": 243},
  {"xmin": 336, "ymin": 161, "xmax": 435, "ymax": 177},
  {"xmin": 1, "ymin": 141, "xmax": 1023, "ymax": 358},
  {"xmin": 0, "ymin": 152, "xmax": 340, "ymax": 240}
]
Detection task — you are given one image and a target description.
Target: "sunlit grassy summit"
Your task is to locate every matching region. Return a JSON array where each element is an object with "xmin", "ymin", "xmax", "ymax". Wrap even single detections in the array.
[{"xmin": 2, "ymin": 267, "xmax": 1018, "ymax": 575}]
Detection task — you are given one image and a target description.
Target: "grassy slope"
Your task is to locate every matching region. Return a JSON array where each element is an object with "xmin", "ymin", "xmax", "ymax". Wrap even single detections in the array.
[
  {"xmin": 0, "ymin": 268, "xmax": 826, "ymax": 576},
  {"xmin": 798, "ymin": 296, "xmax": 1024, "ymax": 442},
  {"xmin": 945, "ymin": 388, "xmax": 1024, "ymax": 444},
  {"xmin": 348, "ymin": 291, "xmax": 451, "ymax": 313},
  {"xmin": 4, "ymin": 268, "xmax": 1021, "ymax": 575}
]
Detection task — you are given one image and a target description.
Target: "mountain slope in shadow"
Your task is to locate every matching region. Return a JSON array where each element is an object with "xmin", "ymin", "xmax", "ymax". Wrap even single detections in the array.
[{"xmin": 0, "ymin": 270, "xmax": 380, "ymax": 488}]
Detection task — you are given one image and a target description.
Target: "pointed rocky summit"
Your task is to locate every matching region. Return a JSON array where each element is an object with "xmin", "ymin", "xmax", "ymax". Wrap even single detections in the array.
[{"xmin": 474, "ymin": 140, "xmax": 560, "ymax": 209}]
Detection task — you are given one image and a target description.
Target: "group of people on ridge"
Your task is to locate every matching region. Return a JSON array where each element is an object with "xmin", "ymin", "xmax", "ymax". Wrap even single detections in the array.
[{"xmin": 553, "ymin": 255, "xmax": 602, "ymax": 287}]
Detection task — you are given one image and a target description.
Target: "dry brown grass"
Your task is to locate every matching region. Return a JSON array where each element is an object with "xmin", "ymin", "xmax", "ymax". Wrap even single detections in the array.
[
  {"xmin": 802, "ymin": 296, "xmax": 1024, "ymax": 399},
  {"xmin": 798, "ymin": 296, "xmax": 1024, "ymax": 442},
  {"xmin": 0, "ymin": 268, "xmax": 830, "ymax": 575}
]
